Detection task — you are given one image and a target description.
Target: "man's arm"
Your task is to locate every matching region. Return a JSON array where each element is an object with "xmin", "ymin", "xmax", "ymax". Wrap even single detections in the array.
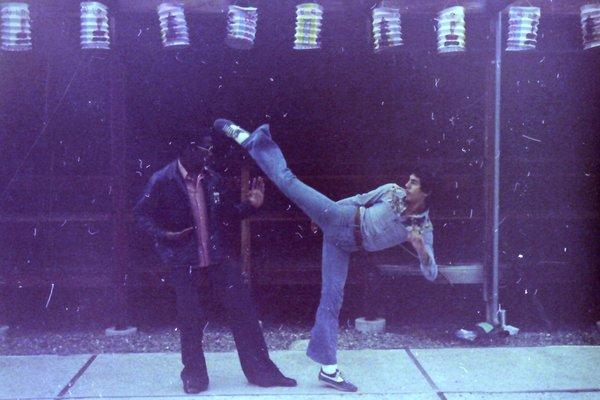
[
  {"xmin": 408, "ymin": 226, "xmax": 438, "ymax": 282},
  {"xmin": 336, "ymin": 183, "xmax": 400, "ymax": 208},
  {"xmin": 134, "ymin": 174, "xmax": 193, "ymax": 241}
]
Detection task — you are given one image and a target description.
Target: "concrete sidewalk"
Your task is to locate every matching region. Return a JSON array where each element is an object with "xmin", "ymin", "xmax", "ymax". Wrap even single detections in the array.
[{"xmin": 1, "ymin": 346, "xmax": 599, "ymax": 400}]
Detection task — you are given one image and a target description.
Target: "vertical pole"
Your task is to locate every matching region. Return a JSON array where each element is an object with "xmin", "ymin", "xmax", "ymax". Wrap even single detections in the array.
[
  {"xmin": 109, "ymin": 15, "xmax": 130, "ymax": 330},
  {"xmin": 240, "ymin": 163, "xmax": 251, "ymax": 283},
  {"xmin": 483, "ymin": 11, "xmax": 502, "ymax": 326}
]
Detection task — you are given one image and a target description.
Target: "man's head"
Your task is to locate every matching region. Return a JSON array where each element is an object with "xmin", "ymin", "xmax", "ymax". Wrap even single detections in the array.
[
  {"xmin": 404, "ymin": 166, "xmax": 434, "ymax": 209},
  {"xmin": 179, "ymin": 135, "xmax": 213, "ymax": 175}
]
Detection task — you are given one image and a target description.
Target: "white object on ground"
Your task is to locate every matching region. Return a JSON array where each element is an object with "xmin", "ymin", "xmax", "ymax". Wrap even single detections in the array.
[
  {"xmin": 355, "ymin": 317, "xmax": 386, "ymax": 334},
  {"xmin": 0, "ymin": 325, "xmax": 9, "ymax": 338},
  {"xmin": 105, "ymin": 326, "xmax": 138, "ymax": 336}
]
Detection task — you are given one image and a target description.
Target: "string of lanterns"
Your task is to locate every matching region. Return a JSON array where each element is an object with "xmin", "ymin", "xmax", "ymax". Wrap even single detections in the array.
[{"xmin": 1, "ymin": 2, "xmax": 599, "ymax": 53}]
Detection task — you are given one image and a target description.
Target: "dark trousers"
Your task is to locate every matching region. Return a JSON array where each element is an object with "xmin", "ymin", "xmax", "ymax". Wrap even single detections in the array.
[{"xmin": 171, "ymin": 262, "xmax": 279, "ymax": 384}]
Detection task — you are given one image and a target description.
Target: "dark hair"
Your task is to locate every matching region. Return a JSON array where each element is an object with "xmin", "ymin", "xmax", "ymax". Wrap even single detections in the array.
[{"xmin": 410, "ymin": 165, "xmax": 435, "ymax": 196}]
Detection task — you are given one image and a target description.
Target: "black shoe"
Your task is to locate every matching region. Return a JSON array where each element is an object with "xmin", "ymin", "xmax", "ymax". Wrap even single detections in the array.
[
  {"xmin": 213, "ymin": 118, "xmax": 251, "ymax": 145},
  {"xmin": 180, "ymin": 369, "xmax": 209, "ymax": 394},
  {"xmin": 182, "ymin": 377, "xmax": 208, "ymax": 394},
  {"xmin": 249, "ymin": 374, "xmax": 297, "ymax": 388},
  {"xmin": 318, "ymin": 369, "xmax": 358, "ymax": 392}
]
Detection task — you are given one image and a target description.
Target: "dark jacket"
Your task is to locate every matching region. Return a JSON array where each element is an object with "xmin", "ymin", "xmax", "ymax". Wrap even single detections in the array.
[{"xmin": 133, "ymin": 160, "xmax": 255, "ymax": 268}]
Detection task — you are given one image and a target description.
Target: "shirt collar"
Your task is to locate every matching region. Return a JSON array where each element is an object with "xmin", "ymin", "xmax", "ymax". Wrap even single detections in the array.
[{"xmin": 178, "ymin": 159, "xmax": 205, "ymax": 181}]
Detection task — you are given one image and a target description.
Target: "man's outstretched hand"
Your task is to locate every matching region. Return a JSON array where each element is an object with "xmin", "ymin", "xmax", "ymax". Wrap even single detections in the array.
[{"xmin": 247, "ymin": 177, "xmax": 266, "ymax": 208}]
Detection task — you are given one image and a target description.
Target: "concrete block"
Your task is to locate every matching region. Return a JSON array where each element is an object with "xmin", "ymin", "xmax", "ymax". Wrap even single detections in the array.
[
  {"xmin": 0, "ymin": 325, "xmax": 9, "ymax": 338},
  {"xmin": 105, "ymin": 326, "xmax": 138, "ymax": 336},
  {"xmin": 355, "ymin": 317, "xmax": 386, "ymax": 334}
]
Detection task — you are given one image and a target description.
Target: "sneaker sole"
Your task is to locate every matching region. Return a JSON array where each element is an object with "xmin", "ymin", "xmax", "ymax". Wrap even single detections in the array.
[{"xmin": 319, "ymin": 378, "xmax": 358, "ymax": 392}]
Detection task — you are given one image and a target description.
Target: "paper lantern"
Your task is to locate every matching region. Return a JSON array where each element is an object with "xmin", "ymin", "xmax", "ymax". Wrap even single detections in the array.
[
  {"xmin": 80, "ymin": 2, "xmax": 110, "ymax": 50},
  {"xmin": 1, "ymin": 2, "xmax": 32, "ymax": 52},
  {"xmin": 507, "ymin": 6, "xmax": 541, "ymax": 51},
  {"xmin": 225, "ymin": 5, "xmax": 258, "ymax": 50},
  {"xmin": 157, "ymin": 2, "xmax": 190, "ymax": 48},
  {"xmin": 294, "ymin": 2, "xmax": 323, "ymax": 50},
  {"xmin": 436, "ymin": 6, "xmax": 466, "ymax": 54},
  {"xmin": 581, "ymin": 3, "xmax": 600, "ymax": 50},
  {"xmin": 372, "ymin": 5, "xmax": 402, "ymax": 53}
]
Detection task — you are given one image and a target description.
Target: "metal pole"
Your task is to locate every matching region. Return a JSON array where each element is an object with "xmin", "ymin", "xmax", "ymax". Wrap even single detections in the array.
[
  {"xmin": 484, "ymin": 11, "xmax": 502, "ymax": 326},
  {"xmin": 109, "ymin": 15, "xmax": 130, "ymax": 330}
]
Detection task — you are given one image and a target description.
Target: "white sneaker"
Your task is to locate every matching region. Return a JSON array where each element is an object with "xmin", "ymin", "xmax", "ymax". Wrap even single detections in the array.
[
  {"xmin": 318, "ymin": 368, "xmax": 358, "ymax": 392},
  {"xmin": 213, "ymin": 119, "xmax": 250, "ymax": 145}
]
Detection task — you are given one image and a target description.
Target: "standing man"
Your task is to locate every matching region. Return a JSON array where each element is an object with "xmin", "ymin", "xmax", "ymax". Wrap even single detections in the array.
[
  {"xmin": 134, "ymin": 134, "xmax": 296, "ymax": 394},
  {"xmin": 214, "ymin": 119, "xmax": 438, "ymax": 392}
]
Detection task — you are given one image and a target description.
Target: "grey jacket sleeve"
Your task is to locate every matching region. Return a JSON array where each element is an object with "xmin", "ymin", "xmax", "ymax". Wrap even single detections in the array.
[{"xmin": 336, "ymin": 183, "xmax": 400, "ymax": 207}]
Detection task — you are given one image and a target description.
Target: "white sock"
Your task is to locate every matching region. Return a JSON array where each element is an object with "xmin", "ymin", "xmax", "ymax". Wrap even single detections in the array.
[
  {"xmin": 230, "ymin": 125, "xmax": 250, "ymax": 145},
  {"xmin": 321, "ymin": 364, "xmax": 338, "ymax": 375}
]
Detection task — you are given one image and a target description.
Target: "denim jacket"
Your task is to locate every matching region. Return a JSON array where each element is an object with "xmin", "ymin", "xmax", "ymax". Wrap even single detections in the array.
[
  {"xmin": 133, "ymin": 160, "xmax": 255, "ymax": 268},
  {"xmin": 337, "ymin": 183, "xmax": 437, "ymax": 281}
]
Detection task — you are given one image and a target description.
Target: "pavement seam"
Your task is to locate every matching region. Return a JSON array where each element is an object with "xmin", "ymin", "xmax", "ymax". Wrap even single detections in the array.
[
  {"xmin": 404, "ymin": 347, "xmax": 448, "ymax": 399},
  {"xmin": 55, "ymin": 354, "xmax": 97, "ymax": 399}
]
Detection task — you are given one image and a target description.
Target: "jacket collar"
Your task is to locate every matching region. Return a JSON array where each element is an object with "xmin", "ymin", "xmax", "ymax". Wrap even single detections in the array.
[{"xmin": 166, "ymin": 160, "xmax": 219, "ymax": 193}]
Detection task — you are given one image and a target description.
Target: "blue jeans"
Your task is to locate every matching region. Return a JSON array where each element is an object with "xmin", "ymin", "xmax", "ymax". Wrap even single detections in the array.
[{"xmin": 243, "ymin": 124, "xmax": 360, "ymax": 365}]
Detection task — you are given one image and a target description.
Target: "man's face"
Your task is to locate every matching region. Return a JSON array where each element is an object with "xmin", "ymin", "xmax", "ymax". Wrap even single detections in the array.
[
  {"xmin": 181, "ymin": 144, "xmax": 212, "ymax": 174},
  {"xmin": 404, "ymin": 174, "xmax": 427, "ymax": 204}
]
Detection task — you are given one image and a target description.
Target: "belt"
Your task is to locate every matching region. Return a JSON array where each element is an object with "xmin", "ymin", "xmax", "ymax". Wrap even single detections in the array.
[{"xmin": 353, "ymin": 207, "xmax": 363, "ymax": 248}]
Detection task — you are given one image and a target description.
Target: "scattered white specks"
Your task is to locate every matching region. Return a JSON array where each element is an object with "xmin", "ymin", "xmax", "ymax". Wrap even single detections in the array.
[
  {"xmin": 45, "ymin": 283, "xmax": 55, "ymax": 309},
  {"xmin": 522, "ymin": 135, "xmax": 541, "ymax": 142}
]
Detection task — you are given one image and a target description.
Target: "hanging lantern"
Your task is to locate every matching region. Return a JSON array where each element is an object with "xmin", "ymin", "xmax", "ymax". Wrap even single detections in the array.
[
  {"xmin": 1, "ymin": 2, "xmax": 32, "ymax": 52},
  {"xmin": 506, "ymin": 6, "xmax": 540, "ymax": 51},
  {"xmin": 80, "ymin": 2, "xmax": 110, "ymax": 50},
  {"xmin": 225, "ymin": 5, "xmax": 258, "ymax": 50},
  {"xmin": 294, "ymin": 2, "xmax": 323, "ymax": 50},
  {"xmin": 157, "ymin": 2, "xmax": 190, "ymax": 48},
  {"xmin": 372, "ymin": 5, "xmax": 402, "ymax": 53},
  {"xmin": 436, "ymin": 6, "xmax": 466, "ymax": 54},
  {"xmin": 581, "ymin": 3, "xmax": 600, "ymax": 50}
]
